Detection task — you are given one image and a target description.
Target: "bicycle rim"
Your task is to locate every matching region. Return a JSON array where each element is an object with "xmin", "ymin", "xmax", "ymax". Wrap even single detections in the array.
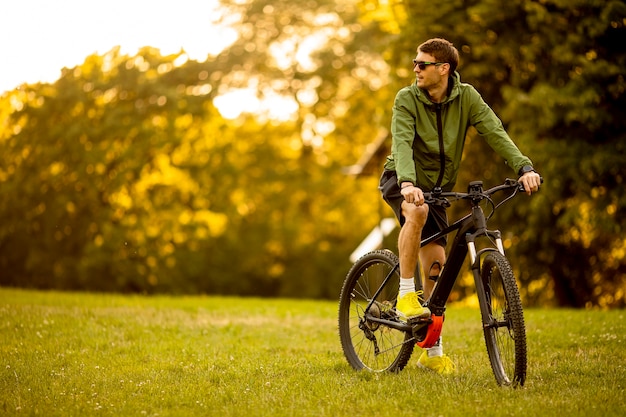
[
  {"xmin": 481, "ymin": 252, "xmax": 527, "ymax": 386},
  {"xmin": 338, "ymin": 250, "xmax": 414, "ymax": 372}
]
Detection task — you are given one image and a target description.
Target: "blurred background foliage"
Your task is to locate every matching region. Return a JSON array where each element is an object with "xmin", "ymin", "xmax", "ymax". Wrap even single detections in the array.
[{"xmin": 1, "ymin": 0, "xmax": 624, "ymax": 307}]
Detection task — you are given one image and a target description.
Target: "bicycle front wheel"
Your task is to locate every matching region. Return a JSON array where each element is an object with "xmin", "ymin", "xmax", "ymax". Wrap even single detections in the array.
[
  {"xmin": 480, "ymin": 251, "xmax": 527, "ymax": 386},
  {"xmin": 338, "ymin": 250, "xmax": 415, "ymax": 372}
]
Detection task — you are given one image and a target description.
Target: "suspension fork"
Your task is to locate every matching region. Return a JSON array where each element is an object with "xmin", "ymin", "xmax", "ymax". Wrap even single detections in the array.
[
  {"xmin": 466, "ymin": 205, "xmax": 506, "ymax": 328},
  {"xmin": 467, "ymin": 230, "xmax": 505, "ymax": 265}
]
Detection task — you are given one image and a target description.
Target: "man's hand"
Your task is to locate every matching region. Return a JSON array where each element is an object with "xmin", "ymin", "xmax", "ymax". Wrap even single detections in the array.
[
  {"xmin": 401, "ymin": 183, "xmax": 425, "ymax": 205},
  {"xmin": 519, "ymin": 172, "xmax": 541, "ymax": 195}
]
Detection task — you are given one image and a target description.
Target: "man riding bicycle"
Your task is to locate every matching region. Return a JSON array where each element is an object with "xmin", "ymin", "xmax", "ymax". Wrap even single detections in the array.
[{"xmin": 379, "ymin": 38, "xmax": 541, "ymax": 375}]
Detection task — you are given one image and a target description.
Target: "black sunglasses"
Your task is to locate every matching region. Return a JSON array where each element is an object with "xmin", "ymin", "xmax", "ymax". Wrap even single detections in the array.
[{"xmin": 413, "ymin": 60, "xmax": 446, "ymax": 70}]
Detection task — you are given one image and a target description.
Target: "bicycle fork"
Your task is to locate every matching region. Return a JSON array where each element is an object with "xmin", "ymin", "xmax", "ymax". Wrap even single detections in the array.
[{"xmin": 466, "ymin": 205, "xmax": 507, "ymax": 330}]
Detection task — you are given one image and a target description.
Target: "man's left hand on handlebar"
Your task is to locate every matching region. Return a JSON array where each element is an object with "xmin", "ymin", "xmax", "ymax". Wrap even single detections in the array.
[{"xmin": 519, "ymin": 171, "xmax": 541, "ymax": 195}]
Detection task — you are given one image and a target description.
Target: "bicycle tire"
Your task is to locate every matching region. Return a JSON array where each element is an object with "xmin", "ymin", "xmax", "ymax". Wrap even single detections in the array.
[
  {"xmin": 338, "ymin": 250, "xmax": 415, "ymax": 372},
  {"xmin": 480, "ymin": 251, "xmax": 527, "ymax": 386}
]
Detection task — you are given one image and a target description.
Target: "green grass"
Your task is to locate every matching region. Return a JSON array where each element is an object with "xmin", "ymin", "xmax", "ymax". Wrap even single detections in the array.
[{"xmin": 1, "ymin": 288, "xmax": 624, "ymax": 416}]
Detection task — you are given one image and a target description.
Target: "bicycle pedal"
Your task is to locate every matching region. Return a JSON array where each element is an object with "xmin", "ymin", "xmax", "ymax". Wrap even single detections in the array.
[
  {"xmin": 409, "ymin": 316, "xmax": 432, "ymax": 341},
  {"xmin": 407, "ymin": 316, "xmax": 432, "ymax": 325}
]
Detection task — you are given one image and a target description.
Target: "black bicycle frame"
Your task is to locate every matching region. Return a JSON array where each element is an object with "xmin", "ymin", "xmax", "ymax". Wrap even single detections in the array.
[
  {"xmin": 363, "ymin": 207, "xmax": 491, "ymax": 333},
  {"xmin": 364, "ymin": 185, "xmax": 512, "ymax": 333},
  {"xmin": 423, "ymin": 202, "xmax": 504, "ymax": 317}
]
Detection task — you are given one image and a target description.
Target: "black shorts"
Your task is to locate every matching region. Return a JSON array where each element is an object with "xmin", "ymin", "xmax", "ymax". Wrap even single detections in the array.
[{"xmin": 379, "ymin": 170, "xmax": 448, "ymax": 247}]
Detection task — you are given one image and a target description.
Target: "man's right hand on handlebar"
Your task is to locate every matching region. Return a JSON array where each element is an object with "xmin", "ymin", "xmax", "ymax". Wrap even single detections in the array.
[{"xmin": 400, "ymin": 182, "xmax": 425, "ymax": 206}]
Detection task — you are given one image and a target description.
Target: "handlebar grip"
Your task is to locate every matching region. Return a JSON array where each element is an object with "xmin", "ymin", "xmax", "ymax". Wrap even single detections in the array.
[{"xmin": 518, "ymin": 176, "xmax": 544, "ymax": 192}]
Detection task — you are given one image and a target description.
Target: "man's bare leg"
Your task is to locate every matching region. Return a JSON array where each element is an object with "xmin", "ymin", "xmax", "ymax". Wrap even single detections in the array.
[
  {"xmin": 398, "ymin": 202, "xmax": 428, "ymax": 278},
  {"xmin": 395, "ymin": 202, "xmax": 430, "ymax": 319}
]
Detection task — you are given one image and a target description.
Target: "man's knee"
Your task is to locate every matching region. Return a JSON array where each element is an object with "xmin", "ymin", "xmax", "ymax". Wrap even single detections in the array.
[{"xmin": 402, "ymin": 202, "xmax": 429, "ymax": 226}]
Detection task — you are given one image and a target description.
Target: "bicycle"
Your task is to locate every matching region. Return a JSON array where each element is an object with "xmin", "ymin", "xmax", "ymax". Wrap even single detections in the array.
[{"xmin": 338, "ymin": 178, "xmax": 539, "ymax": 387}]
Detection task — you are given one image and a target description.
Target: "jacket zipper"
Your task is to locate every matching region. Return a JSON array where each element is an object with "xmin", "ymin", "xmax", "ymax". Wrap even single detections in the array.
[{"xmin": 434, "ymin": 103, "xmax": 445, "ymax": 190}]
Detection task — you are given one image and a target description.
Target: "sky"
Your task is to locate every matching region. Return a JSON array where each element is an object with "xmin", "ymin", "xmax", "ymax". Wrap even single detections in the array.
[{"xmin": 0, "ymin": 0, "xmax": 237, "ymax": 94}]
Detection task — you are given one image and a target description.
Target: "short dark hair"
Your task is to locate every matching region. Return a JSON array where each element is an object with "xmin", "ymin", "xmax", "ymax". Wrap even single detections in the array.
[{"xmin": 418, "ymin": 38, "xmax": 459, "ymax": 73}]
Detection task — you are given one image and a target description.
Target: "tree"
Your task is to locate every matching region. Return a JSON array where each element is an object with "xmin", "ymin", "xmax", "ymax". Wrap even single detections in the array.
[
  {"xmin": 0, "ymin": 48, "xmax": 224, "ymax": 291},
  {"xmin": 0, "ymin": 0, "xmax": 390, "ymax": 297},
  {"xmin": 383, "ymin": 0, "xmax": 626, "ymax": 307},
  {"xmin": 498, "ymin": 0, "xmax": 626, "ymax": 307}
]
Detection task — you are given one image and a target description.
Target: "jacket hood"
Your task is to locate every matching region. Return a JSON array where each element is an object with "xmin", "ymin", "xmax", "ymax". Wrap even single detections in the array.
[{"xmin": 410, "ymin": 71, "xmax": 462, "ymax": 106}]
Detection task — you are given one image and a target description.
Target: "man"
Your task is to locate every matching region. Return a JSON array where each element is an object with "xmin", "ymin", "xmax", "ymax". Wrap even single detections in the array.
[{"xmin": 380, "ymin": 38, "xmax": 541, "ymax": 375}]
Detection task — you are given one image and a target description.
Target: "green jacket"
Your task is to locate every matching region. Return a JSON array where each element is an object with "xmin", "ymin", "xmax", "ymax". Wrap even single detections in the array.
[{"xmin": 384, "ymin": 72, "xmax": 532, "ymax": 191}]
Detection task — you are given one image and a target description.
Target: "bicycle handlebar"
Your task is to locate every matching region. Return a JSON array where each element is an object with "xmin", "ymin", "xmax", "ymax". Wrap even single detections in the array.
[{"xmin": 423, "ymin": 177, "xmax": 543, "ymax": 208}]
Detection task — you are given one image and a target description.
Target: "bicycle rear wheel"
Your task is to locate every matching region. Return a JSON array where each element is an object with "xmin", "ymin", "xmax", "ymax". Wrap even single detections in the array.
[
  {"xmin": 338, "ymin": 250, "xmax": 414, "ymax": 372},
  {"xmin": 480, "ymin": 251, "xmax": 527, "ymax": 386}
]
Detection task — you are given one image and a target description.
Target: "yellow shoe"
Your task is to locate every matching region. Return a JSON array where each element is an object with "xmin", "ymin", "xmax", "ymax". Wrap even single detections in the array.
[
  {"xmin": 417, "ymin": 350, "xmax": 455, "ymax": 375},
  {"xmin": 396, "ymin": 292, "xmax": 430, "ymax": 320}
]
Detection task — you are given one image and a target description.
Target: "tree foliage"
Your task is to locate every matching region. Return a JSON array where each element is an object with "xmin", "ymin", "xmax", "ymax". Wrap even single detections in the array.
[
  {"xmin": 0, "ymin": 1, "xmax": 386, "ymax": 298},
  {"xmin": 379, "ymin": 0, "xmax": 626, "ymax": 307},
  {"xmin": 0, "ymin": 0, "xmax": 624, "ymax": 307}
]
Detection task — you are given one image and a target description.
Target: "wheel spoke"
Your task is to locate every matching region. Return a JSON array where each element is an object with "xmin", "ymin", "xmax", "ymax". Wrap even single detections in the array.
[{"xmin": 339, "ymin": 251, "xmax": 415, "ymax": 372}]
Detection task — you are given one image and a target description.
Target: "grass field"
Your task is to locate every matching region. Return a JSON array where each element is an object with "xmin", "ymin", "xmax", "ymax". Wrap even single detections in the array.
[{"xmin": 1, "ymin": 288, "xmax": 624, "ymax": 416}]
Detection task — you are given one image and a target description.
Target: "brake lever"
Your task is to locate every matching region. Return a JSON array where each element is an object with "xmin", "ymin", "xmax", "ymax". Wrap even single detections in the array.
[{"xmin": 424, "ymin": 196, "xmax": 451, "ymax": 208}]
